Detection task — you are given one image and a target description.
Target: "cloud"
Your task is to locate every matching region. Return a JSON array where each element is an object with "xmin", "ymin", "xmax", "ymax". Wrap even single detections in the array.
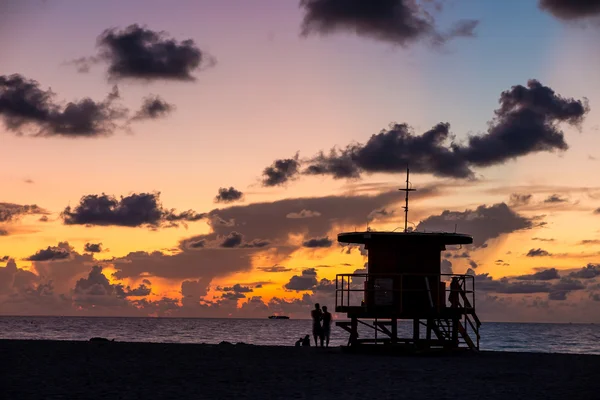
[
  {"xmin": 539, "ymin": 0, "xmax": 600, "ymax": 20},
  {"xmin": 417, "ymin": 203, "xmax": 534, "ymax": 247},
  {"xmin": 544, "ymin": 194, "xmax": 568, "ymax": 203},
  {"xmin": 214, "ymin": 187, "xmax": 244, "ymax": 203},
  {"xmin": 203, "ymin": 189, "xmax": 415, "ymax": 248},
  {"xmin": 92, "ymin": 24, "xmax": 213, "ymax": 81},
  {"xmin": 61, "ymin": 192, "xmax": 205, "ymax": 228},
  {"xmin": 526, "ymin": 248, "xmax": 551, "ymax": 257},
  {"xmin": 272, "ymin": 80, "xmax": 588, "ymax": 184},
  {"xmin": 220, "ymin": 284, "xmax": 253, "ymax": 293},
  {"xmin": 453, "ymin": 80, "xmax": 589, "ymax": 167},
  {"xmin": 509, "ymin": 193, "xmax": 532, "ymax": 206},
  {"xmin": 257, "ymin": 265, "xmax": 292, "ymax": 273},
  {"xmin": 594, "ymin": 207, "xmax": 600, "ymax": 215},
  {"xmin": 73, "ymin": 266, "xmax": 151, "ymax": 308},
  {"xmin": 568, "ymin": 264, "xmax": 600, "ymax": 279},
  {"xmin": 131, "ymin": 95, "xmax": 174, "ymax": 120},
  {"xmin": 302, "ymin": 236, "xmax": 333, "ymax": 248},
  {"xmin": 286, "ymin": 210, "xmax": 321, "ymax": 219},
  {"xmin": 299, "ymin": 0, "xmax": 478, "ymax": 47},
  {"xmin": 218, "ymin": 231, "xmax": 270, "ymax": 248},
  {"xmin": 579, "ymin": 240, "xmax": 600, "ymax": 245},
  {"xmin": 0, "ymin": 75, "xmax": 128, "ymax": 137},
  {"xmin": 514, "ymin": 268, "xmax": 560, "ymax": 281},
  {"xmin": 284, "ymin": 268, "xmax": 318, "ymax": 291},
  {"xmin": 532, "ymin": 237, "xmax": 555, "ymax": 242},
  {"xmin": 84, "ymin": 243, "xmax": 103, "ymax": 253},
  {"xmin": 262, "ymin": 155, "xmax": 300, "ymax": 186},
  {"xmin": 26, "ymin": 242, "xmax": 72, "ymax": 261},
  {"xmin": 0, "ymin": 202, "xmax": 47, "ymax": 222},
  {"xmin": 304, "ymin": 122, "xmax": 473, "ymax": 179}
]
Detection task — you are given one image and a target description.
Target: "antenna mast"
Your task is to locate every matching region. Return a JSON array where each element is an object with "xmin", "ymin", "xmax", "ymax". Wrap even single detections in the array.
[{"xmin": 399, "ymin": 167, "xmax": 416, "ymax": 233}]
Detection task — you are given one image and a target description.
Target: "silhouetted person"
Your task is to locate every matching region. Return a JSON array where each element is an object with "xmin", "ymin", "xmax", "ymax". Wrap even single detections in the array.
[
  {"xmin": 311, "ymin": 303, "xmax": 323, "ymax": 346},
  {"xmin": 295, "ymin": 337, "xmax": 302, "ymax": 347},
  {"xmin": 321, "ymin": 306, "xmax": 332, "ymax": 347},
  {"xmin": 301, "ymin": 334, "xmax": 310, "ymax": 346},
  {"xmin": 449, "ymin": 277, "xmax": 460, "ymax": 308}
]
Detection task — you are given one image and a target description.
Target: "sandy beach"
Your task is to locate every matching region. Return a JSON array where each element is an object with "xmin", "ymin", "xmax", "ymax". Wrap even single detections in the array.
[{"xmin": 2, "ymin": 340, "xmax": 599, "ymax": 399}]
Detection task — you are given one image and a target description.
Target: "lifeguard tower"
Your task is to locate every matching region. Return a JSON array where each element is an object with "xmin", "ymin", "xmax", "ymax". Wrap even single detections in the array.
[{"xmin": 335, "ymin": 170, "xmax": 481, "ymax": 351}]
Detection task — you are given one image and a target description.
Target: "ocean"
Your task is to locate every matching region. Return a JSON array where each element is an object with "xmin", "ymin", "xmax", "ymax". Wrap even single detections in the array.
[{"xmin": 1, "ymin": 316, "xmax": 599, "ymax": 355}]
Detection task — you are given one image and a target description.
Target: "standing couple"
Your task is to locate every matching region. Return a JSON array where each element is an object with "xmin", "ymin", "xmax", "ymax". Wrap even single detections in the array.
[{"xmin": 311, "ymin": 303, "xmax": 332, "ymax": 347}]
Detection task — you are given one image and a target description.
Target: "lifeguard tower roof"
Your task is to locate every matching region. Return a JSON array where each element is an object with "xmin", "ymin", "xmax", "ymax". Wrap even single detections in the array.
[{"xmin": 338, "ymin": 231, "xmax": 473, "ymax": 246}]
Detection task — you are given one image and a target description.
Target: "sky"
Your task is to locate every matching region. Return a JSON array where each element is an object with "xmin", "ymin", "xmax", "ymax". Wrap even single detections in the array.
[{"xmin": 1, "ymin": 0, "xmax": 600, "ymax": 323}]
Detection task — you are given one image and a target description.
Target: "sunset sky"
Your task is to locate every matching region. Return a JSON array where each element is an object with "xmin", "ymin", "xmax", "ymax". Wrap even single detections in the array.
[{"xmin": 2, "ymin": 0, "xmax": 600, "ymax": 323}]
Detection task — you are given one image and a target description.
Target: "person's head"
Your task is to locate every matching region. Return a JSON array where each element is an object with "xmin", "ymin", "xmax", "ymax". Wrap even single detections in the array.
[
  {"xmin": 322, "ymin": 306, "xmax": 328, "ymax": 312},
  {"xmin": 314, "ymin": 303, "xmax": 320, "ymax": 310}
]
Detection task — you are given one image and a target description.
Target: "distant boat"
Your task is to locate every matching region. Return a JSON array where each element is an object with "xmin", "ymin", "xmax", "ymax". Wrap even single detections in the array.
[{"xmin": 268, "ymin": 315, "xmax": 289, "ymax": 319}]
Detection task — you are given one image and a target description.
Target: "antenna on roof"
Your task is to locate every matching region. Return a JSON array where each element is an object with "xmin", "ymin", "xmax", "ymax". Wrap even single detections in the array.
[{"xmin": 399, "ymin": 167, "xmax": 416, "ymax": 233}]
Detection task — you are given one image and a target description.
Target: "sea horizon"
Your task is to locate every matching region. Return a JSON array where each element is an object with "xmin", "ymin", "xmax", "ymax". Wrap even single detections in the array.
[{"xmin": 2, "ymin": 316, "xmax": 599, "ymax": 355}]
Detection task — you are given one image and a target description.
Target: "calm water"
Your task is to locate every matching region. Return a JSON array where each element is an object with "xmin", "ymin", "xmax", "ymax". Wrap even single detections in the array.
[{"xmin": 1, "ymin": 316, "xmax": 599, "ymax": 355}]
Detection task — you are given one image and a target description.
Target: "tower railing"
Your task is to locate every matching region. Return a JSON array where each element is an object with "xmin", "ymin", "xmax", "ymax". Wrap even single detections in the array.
[{"xmin": 335, "ymin": 272, "xmax": 476, "ymax": 315}]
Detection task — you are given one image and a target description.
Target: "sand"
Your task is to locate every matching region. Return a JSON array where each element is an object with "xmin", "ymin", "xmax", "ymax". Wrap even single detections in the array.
[{"xmin": 2, "ymin": 340, "xmax": 599, "ymax": 399}]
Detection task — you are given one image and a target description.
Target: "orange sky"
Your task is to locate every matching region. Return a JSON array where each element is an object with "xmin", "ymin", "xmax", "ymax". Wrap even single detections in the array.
[{"xmin": 1, "ymin": 0, "xmax": 600, "ymax": 323}]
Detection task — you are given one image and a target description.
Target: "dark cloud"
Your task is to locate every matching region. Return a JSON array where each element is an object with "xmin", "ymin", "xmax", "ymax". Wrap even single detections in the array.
[
  {"xmin": 181, "ymin": 278, "xmax": 211, "ymax": 307},
  {"xmin": 284, "ymin": 268, "xmax": 318, "ymax": 291},
  {"xmin": 118, "ymin": 283, "xmax": 152, "ymax": 297},
  {"xmin": 0, "ymin": 229, "xmax": 8, "ymax": 236},
  {"xmin": 1, "ymin": 256, "xmax": 9, "ymax": 262},
  {"xmin": 539, "ymin": 0, "xmax": 600, "ymax": 20},
  {"xmin": 515, "ymin": 268, "xmax": 560, "ymax": 281},
  {"xmin": 302, "ymin": 236, "xmax": 333, "ymax": 248},
  {"xmin": 544, "ymin": 194, "xmax": 568, "ymax": 203},
  {"xmin": 532, "ymin": 237, "xmax": 555, "ymax": 242},
  {"xmin": 304, "ymin": 123, "xmax": 473, "ymax": 180},
  {"xmin": 299, "ymin": 0, "xmax": 478, "ymax": 47},
  {"xmin": 94, "ymin": 24, "xmax": 213, "ymax": 81},
  {"xmin": 594, "ymin": 207, "xmax": 600, "ymax": 215},
  {"xmin": 188, "ymin": 239, "xmax": 206, "ymax": 249},
  {"xmin": 219, "ymin": 231, "xmax": 270, "ymax": 249},
  {"xmin": 131, "ymin": 95, "xmax": 174, "ymax": 120},
  {"xmin": 84, "ymin": 243, "xmax": 103, "ymax": 253},
  {"xmin": 39, "ymin": 215, "xmax": 49, "ymax": 222},
  {"xmin": 61, "ymin": 192, "xmax": 204, "ymax": 228},
  {"xmin": 71, "ymin": 274, "xmax": 151, "ymax": 299},
  {"xmin": 579, "ymin": 240, "xmax": 600, "ymax": 245},
  {"xmin": 509, "ymin": 193, "xmax": 532, "ymax": 206},
  {"xmin": 0, "ymin": 202, "xmax": 47, "ymax": 222},
  {"xmin": 262, "ymin": 156, "xmax": 300, "ymax": 186},
  {"xmin": 0, "ymin": 75, "xmax": 127, "ymax": 137},
  {"xmin": 26, "ymin": 242, "xmax": 72, "ymax": 262},
  {"xmin": 257, "ymin": 265, "xmax": 292, "ymax": 273},
  {"xmin": 220, "ymin": 284, "xmax": 253, "ymax": 293},
  {"xmin": 526, "ymin": 248, "xmax": 551, "ymax": 257},
  {"xmin": 220, "ymin": 231, "xmax": 243, "ymax": 248},
  {"xmin": 73, "ymin": 266, "xmax": 148, "ymax": 308},
  {"xmin": 417, "ymin": 203, "xmax": 534, "ymax": 247},
  {"xmin": 266, "ymin": 81, "xmax": 588, "ymax": 184},
  {"xmin": 568, "ymin": 264, "xmax": 600, "ymax": 279},
  {"xmin": 286, "ymin": 209, "xmax": 321, "ymax": 219},
  {"xmin": 468, "ymin": 260, "xmax": 478, "ymax": 269},
  {"xmin": 469, "ymin": 269, "xmax": 585, "ymax": 302},
  {"xmin": 214, "ymin": 187, "xmax": 244, "ymax": 203},
  {"xmin": 453, "ymin": 80, "xmax": 589, "ymax": 167}
]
